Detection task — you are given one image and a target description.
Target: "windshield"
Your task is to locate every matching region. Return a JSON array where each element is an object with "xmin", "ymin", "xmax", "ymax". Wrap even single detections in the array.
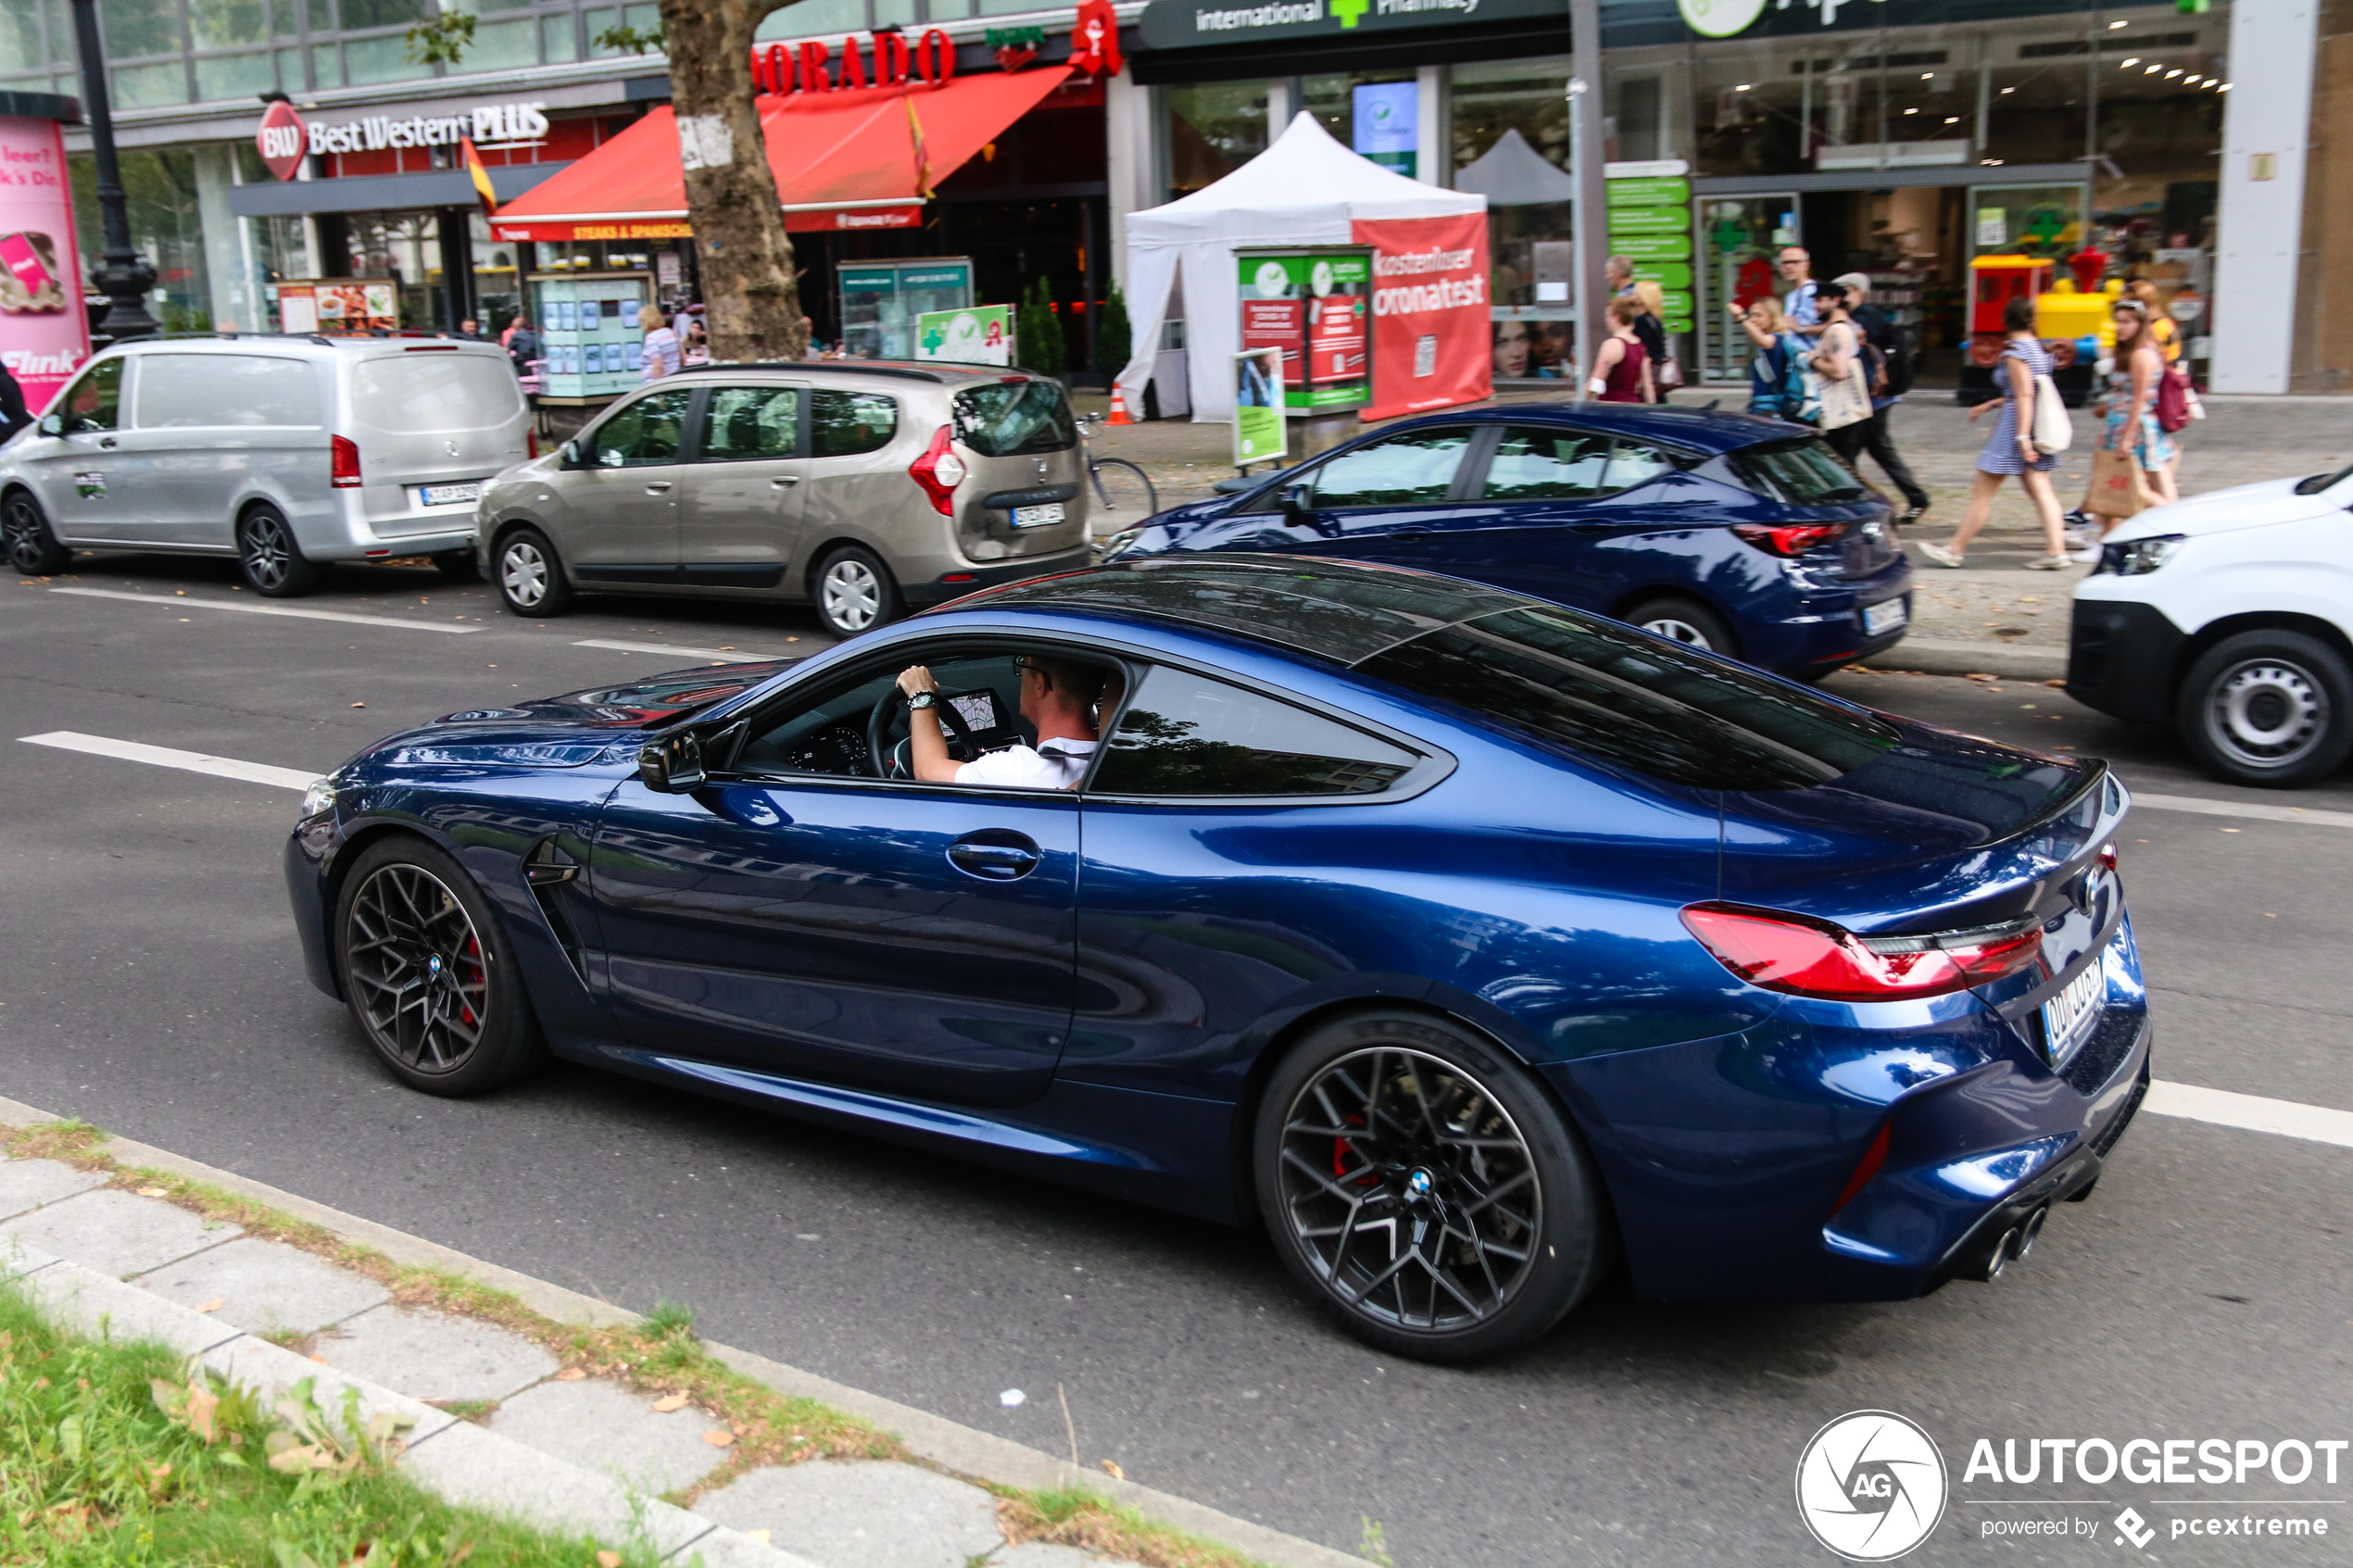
[
  {"xmin": 2295, "ymin": 462, "xmax": 2353, "ymax": 495},
  {"xmin": 1733, "ymin": 439, "xmax": 1870, "ymax": 505},
  {"xmin": 953, "ymin": 381, "xmax": 1075, "ymax": 457},
  {"xmin": 1355, "ymin": 605, "xmax": 1901, "ymax": 791}
]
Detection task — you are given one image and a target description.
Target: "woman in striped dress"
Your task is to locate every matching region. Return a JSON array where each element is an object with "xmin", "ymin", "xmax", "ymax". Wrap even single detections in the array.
[{"xmin": 1919, "ymin": 295, "xmax": 2070, "ymax": 571}]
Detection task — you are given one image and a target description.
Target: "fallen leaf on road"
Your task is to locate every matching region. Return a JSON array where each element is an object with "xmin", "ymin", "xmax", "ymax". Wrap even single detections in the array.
[
  {"xmin": 597, "ymin": 1553, "xmax": 623, "ymax": 1568},
  {"xmin": 1101, "ymin": 1459, "xmax": 1126, "ymax": 1480},
  {"xmin": 350, "ymin": 702, "xmax": 366, "ymax": 709},
  {"xmin": 651, "ymin": 1393, "xmax": 689, "ymax": 1413},
  {"xmin": 701, "ymin": 1430, "xmax": 735, "ymax": 1448},
  {"xmin": 195, "ymin": 1299, "xmax": 224, "ymax": 1314},
  {"xmin": 553, "ymin": 1367, "xmax": 587, "ymax": 1382},
  {"xmin": 746, "ymin": 1530, "xmax": 772, "ymax": 1545},
  {"xmin": 136, "ymin": 1186, "xmax": 168, "ymax": 1198}
]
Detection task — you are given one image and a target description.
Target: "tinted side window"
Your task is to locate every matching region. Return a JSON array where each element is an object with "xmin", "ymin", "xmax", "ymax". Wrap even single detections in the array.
[
  {"xmin": 700, "ymin": 386, "xmax": 799, "ymax": 460},
  {"xmin": 1355, "ymin": 606, "xmax": 1900, "ymax": 791},
  {"xmin": 591, "ymin": 389, "xmax": 693, "ymax": 467},
  {"xmin": 1091, "ymin": 667, "xmax": 1416, "ymax": 797},
  {"xmin": 1308, "ymin": 427, "xmax": 1474, "ymax": 508},
  {"xmin": 137, "ymin": 354, "xmax": 318, "ymax": 428},
  {"xmin": 57, "ymin": 358, "xmax": 122, "ymax": 433},
  {"xmin": 1483, "ymin": 428, "xmax": 1612, "ymax": 501},
  {"xmin": 1604, "ymin": 439, "xmax": 1674, "ymax": 491},
  {"xmin": 1731, "ymin": 439, "xmax": 1870, "ymax": 504},
  {"xmin": 812, "ymin": 391, "xmax": 898, "ymax": 458}
]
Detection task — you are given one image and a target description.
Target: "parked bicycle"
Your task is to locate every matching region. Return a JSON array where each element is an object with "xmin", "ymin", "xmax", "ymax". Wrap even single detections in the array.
[{"xmin": 1076, "ymin": 411, "xmax": 1158, "ymax": 527}]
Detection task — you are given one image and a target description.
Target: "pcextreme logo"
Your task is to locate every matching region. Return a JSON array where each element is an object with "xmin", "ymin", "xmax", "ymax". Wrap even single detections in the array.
[{"xmin": 1796, "ymin": 1411, "xmax": 1950, "ymax": 1562}]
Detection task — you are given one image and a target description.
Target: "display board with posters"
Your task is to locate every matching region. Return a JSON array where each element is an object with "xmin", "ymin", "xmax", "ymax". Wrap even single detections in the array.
[
  {"xmin": 1232, "ymin": 347, "xmax": 1286, "ymax": 470},
  {"xmin": 531, "ymin": 271, "xmax": 655, "ymax": 398},
  {"xmin": 839, "ymin": 259, "xmax": 973, "ymax": 360},
  {"xmin": 0, "ymin": 112, "xmax": 90, "ymax": 417},
  {"xmin": 1237, "ymin": 250, "xmax": 1371, "ymax": 413},
  {"xmin": 913, "ymin": 305, "xmax": 1013, "ymax": 366},
  {"xmin": 275, "ymin": 280, "xmax": 400, "ymax": 336}
]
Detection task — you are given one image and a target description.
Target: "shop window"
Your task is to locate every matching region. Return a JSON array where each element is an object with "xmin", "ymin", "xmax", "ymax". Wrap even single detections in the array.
[
  {"xmin": 1164, "ymin": 82, "xmax": 1266, "ymax": 202},
  {"xmin": 344, "ymin": 34, "xmax": 430, "ymax": 84},
  {"xmin": 541, "ymin": 13, "xmax": 578, "ymax": 62},
  {"xmin": 308, "ymin": 0, "xmax": 335, "ymax": 32},
  {"xmin": 195, "ymin": 51, "xmax": 275, "ymax": 103},
  {"xmin": 469, "ymin": 16, "xmax": 539, "ymax": 68},
  {"xmin": 309, "ymin": 43, "xmax": 342, "ymax": 88},
  {"xmin": 275, "ymin": 45, "xmax": 300, "ymax": 86},
  {"xmin": 339, "ymin": 0, "xmax": 434, "ymax": 28},
  {"xmin": 191, "ymin": 0, "xmax": 269, "ymax": 50},
  {"xmin": 0, "ymin": 6, "xmax": 44, "ymax": 73},
  {"xmin": 753, "ymin": 0, "xmax": 864, "ymax": 41},
  {"xmin": 109, "ymin": 61, "xmax": 192, "ymax": 109},
  {"xmin": 100, "ymin": 0, "xmax": 183, "ymax": 60},
  {"xmin": 874, "ymin": 0, "xmax": 915, "ymax": 28}
]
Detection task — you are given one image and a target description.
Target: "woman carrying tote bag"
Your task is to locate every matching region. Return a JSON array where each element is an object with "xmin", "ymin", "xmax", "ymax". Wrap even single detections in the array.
[{"xmin": 1919, "ymin": 295, "xmax": 2070, "ymax": 570}]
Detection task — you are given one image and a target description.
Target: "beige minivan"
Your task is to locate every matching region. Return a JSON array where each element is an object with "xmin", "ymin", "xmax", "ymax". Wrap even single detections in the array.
[
  {"xmin": 0, "ymin": 334, "xmax": 530, "ymax": 595},
  {"xmin": 475, "ymin": 361, "xmax": 1092, "ymax": 639}
]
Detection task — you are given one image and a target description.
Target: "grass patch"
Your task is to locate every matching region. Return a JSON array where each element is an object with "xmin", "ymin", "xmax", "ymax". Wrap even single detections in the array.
[
  {"xmin": 0, "ymin": 1275, "xmax": 643, "ymax": 1566},
  {"xmin": 994, "ymin": 1485, "xmax": 1273, "ymax": 1568}
]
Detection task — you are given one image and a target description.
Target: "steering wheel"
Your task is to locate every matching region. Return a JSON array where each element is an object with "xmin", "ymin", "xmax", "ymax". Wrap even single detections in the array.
[{"xmin": 868, "ymin": 684, "xmax": 975, "ymax": 779}]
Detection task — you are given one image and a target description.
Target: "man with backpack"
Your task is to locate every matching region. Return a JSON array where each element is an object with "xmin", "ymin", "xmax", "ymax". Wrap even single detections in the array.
[{"xmin": 1828, "ymin": 272, "xmax": 1930, "ymax": 525}]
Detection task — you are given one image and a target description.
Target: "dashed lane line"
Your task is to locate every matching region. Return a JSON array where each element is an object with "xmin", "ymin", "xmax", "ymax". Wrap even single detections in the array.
[
  {"xmin": 19, "ymin": 731, "xmax": 319, "ymax": 791},
  {"xmin": 572, "ymin": 638, "xmax": 788, "ymax": 662},
  {"xmin": 49, "ymin": 585, "xmax": 484, "ymax": 633}
]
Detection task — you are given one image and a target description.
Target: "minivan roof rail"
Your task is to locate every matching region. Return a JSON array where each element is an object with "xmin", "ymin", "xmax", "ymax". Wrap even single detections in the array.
[
  {"xmin": 112, "ymin": 330, "xmax": 342, "ymax": 348},
  {"xmin": 671, "ymin": 360, "xmax": 954, "ymax": 384}
]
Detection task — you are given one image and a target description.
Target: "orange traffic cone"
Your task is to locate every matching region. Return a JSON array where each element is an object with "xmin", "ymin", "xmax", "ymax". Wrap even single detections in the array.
[{"xmin": 1105, "ymin": 383, "xmax": 1137, "ymax": 425}]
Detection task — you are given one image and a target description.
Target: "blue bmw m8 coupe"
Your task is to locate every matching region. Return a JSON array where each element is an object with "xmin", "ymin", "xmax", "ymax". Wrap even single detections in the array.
[{"xmin": 286, "ymin": 557, "xmax": 2148, "ymax": 1361}]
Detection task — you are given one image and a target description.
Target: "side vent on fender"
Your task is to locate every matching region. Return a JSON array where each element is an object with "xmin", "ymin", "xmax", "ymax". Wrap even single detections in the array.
[{"xmin": 523, "ymin": 837, "xmax": 586, "ymax": 983}]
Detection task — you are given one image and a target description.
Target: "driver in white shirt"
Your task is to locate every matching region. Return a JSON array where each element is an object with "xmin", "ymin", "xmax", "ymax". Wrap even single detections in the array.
[{"xmin": 896, "ymin": 655, "xmax": 1114, "ymax": 789}]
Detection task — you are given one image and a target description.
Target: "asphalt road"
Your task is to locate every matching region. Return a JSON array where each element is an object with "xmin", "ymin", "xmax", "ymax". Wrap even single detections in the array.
[{"xmin": 5, "ymin": 555, "xmax": 2348, "ymax": 1567}]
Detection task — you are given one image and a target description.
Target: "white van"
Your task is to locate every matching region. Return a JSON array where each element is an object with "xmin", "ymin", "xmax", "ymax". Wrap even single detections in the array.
[
  {"xmin": 2068, "ymin": 466, "xmax": 2353, "ymax": 787},
  {"xmin": 0, "ymin": 334, "xmax": 530, "ymax": 596}
]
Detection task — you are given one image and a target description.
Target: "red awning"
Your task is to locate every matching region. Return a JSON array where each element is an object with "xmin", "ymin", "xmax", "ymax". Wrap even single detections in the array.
[{"xmin": 491, "ymin": 67, "xmax": 1074, "ymax": 242}]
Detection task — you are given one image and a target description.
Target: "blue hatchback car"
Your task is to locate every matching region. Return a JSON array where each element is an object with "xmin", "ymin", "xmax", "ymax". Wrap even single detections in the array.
[
  {"xmin": 1098, "ymin": 404, "xmax": 1914, "ymax": 678},
  {"xmin": 287, "ymin": 557, "xmax": 2144, "ymax": 1361}
]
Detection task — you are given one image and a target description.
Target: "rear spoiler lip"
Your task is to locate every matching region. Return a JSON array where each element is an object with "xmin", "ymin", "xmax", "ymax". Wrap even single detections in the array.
[{"xmin": 1847, "ymin": 759, "xmax": 2128, "ymax": 940}]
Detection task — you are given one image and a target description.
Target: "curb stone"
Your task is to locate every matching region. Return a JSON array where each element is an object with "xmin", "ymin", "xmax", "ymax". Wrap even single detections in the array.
[
  {"xmin": 1863, "ymin": 635, "xmax": 2067, "ymax": 682},
  {"xmin": 0, "ymin": 1095, "xmax": 1374, "ymax": 1568}
]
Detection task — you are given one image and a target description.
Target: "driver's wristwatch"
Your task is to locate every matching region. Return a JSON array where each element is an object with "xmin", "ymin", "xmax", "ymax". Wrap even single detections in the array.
[{"xmin": 909, "ymin": 691, "xmax": 938, "ymax": 710}]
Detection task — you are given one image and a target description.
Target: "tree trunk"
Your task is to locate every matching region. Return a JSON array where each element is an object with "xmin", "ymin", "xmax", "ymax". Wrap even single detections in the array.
[{"xmin": 655, "ymin": 0, "xmax": 806, "ymax": 361}]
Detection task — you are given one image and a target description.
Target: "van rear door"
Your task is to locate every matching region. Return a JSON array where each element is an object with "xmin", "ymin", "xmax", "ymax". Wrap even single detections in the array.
[{"xmin": 347, "ymin": 348, "xmax": 528, "ymax": 538}]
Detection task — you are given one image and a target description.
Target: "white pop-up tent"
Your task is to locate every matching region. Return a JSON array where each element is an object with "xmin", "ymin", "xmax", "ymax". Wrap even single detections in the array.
[{"xmin": 1115, "ymin": 112, "xmax": 1489, "ymax": 424}]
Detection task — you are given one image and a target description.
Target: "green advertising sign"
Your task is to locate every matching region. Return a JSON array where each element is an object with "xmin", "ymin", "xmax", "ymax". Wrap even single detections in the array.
[
  {"xmin": 1238, "ymin": 250, "xmax": 1373, "ymax": 412},
  {"xmin": 1614, "ymin": 232, "xmax": 1692, "ymax": 261},
  {"xmin": 1606, "ymin": 206, "xmax": 1690, "ymax": 235},
  {"xmin": 1631, "ymin": 261, "xmax": 1694, "ymax": 291},
  {"xmin": 913, "ymin": 304, "xmax": 1013, "ymax": 366},
  {"xmin": 1233, "ymin": 349, "xmax": 1287, "ymax": 469},
  {"xmin": 1605, "ymin": 177, "xmax": 1692, "ymax": 208},
  {"xmin": 1657, "ymin": 291, "xmax": 1694, "ymax": 317}
]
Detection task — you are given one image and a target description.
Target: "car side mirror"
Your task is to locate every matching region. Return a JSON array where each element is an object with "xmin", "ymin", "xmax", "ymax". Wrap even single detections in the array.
[
  {"xmin": 36, "ymin": 414, "xmax": 61, "ymax": 438},
  {"xmin": 1280, "ymin": 483, "xmax": 1315, "ymax": 527},
  {"xmin": 559, "ymin": 439, "xmax": 582, "ymax": 468},
  {"xmin": 637, "ymin": 730, "xmax": 706, "ymax": 793}
]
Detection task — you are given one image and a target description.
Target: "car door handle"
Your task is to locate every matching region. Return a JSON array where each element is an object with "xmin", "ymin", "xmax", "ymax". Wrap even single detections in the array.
[
  {"xmin": 947, "ymin": 831, "xmax": 1042, "ymax": 881},
  {"xmin": 97, "ymin": 436, "xmax": 118, "ymax": 450},
  {"xmin": 1389, "ymin": 528, "xmax": 1429, "ymax": 542},
  {"xmin": 644, "ymin": 480, "xmax": 673, "ymax": 493},
  {"xmin": 771, "ymin": 475, "xmax": 799, "ymax": 488}
]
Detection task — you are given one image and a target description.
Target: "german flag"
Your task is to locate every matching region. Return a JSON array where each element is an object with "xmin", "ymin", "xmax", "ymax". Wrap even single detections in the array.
[
  {"xmin": 903, "ymin": 93, "xmax": 935, "ymax": 200},
  {"xmin": 459, "ymin": 134, "xmax": 498, "ymax": 216}
]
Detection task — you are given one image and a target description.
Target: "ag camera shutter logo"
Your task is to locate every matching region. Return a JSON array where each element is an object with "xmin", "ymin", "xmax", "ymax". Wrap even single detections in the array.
[{"xmin": 1796, "ymin": 1411, "xmax": 1949, "ymax": 1561}]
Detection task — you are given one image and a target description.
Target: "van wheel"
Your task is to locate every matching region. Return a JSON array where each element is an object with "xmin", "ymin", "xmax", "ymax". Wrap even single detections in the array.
[
  {"xmin": 1626, "ymin": 596, "xmax": 1736, "ymax": 657},
  {"xmin": 2179, "ymin": 630, "xmax": 2353, "ymax": 788},
  {"xmin": 237, "ymin": 505, "xmax": 321, "ymax": 597},
  {"xmin": 812, "ymin": 546, "xmax": 901, "ymax": 639},
  {"xmin": 432, "ymin": 549, "xmax": 481, "ymax": 583},
  {"xmin": 3, "ymin": 490, "xmax": 69, "ymax": 575},
  {"xmin": 1254, "ymin": 1009, "xmax": 1609, "ymax": 1362},
  {"xmin": 496, "ymin": 528, "xmax": 572, "ymax": 617}
]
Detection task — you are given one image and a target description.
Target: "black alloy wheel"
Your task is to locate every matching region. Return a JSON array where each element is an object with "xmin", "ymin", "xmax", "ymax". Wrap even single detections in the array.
[
  {"xmin": 335, "ymin": 838, "xmax": 544, "ymax": 1096},
  {"xmin": 496, "ymin": 527, "xmax": 573, "ymax": 617},
  {"xmin": 1256, "ymin": 1010, "xmax": 1607, "ymax": 1361},
  {"xmin": 2180, "ymin": 629, "xmax": 2353, "ymax": 788},
  {"xmin": 236, "ymin": 504, "xmax": 321, "ymax": 597},
  {"xmin": 3, "ymin": 490, "xmax": 69, "ymax": 575},
  {"xmin": 1626, "ymin": 595, "xmax": 1736, "ymax": 657}
]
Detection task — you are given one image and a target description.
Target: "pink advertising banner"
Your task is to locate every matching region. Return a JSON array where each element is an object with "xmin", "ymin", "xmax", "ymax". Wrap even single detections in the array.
[{"xmin": 0, "ymin": 115, "xmax": 90, "ymax": 417}]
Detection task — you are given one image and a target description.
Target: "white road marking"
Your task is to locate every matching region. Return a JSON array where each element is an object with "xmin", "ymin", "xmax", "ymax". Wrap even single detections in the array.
[
  {"xmin": 2145, "ymin": 1081, "xmax": 2353, "ymax": 1150},
  {"xmin": 51, "ymin": 586, "xmax": 483, "ymax": 633},
  {"xmin": 573, "ymin": 638, "xmax": 784, "ymax": 662},
  {"xmin": 2134, "ymin": 792, "xmax": 2353, "ymax": 830},
  {"xmin": 19, "ymin": 731, "xmax": 319, "ymax": 792}
]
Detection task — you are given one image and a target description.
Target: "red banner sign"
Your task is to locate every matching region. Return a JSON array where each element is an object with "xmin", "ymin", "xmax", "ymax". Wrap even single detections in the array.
[{"xmin": 1353, "ymin": 213, "xmax": 1491, "ymax": 421}]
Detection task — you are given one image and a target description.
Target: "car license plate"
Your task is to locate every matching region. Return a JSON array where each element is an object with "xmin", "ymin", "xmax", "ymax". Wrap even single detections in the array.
[
  {"xmin": 1862, "ymin": 597, "xmax": 1908, "ymax": 635},
  {"xmin": 417, "ymin": 482, "xmax": 484, "ymax": 508},
  {"xmin": 1012, "ymin": 502, "xmax": 1065, "ymax": 529},
  {"xmin": 2039, "ymin": 960, "xmax": 2106, "ymax": 1066}
]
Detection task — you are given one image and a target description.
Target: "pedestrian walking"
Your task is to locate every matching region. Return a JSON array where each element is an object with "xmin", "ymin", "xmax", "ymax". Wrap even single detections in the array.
[
  {"xmin": 641, "ymin": 307, "xmax": 682, "ymax": 382},
  {"xmin": 1779, "ymin": 245, "xmax": 1824, "ymax": 338},
  {"xmin": 1587, "ymin": 294, "xmax": 1654, "ymax": 404},
  {"xmin": 504, "ymin": 315, "xmax": 540, "ymax": 376},
  {"xmin": 1729, "ymin": 295, "xmax": 1807, "ymax": 418},
  {"xmin": 1629, "ymin": 280, "xmax": 1673, "ymax": 390},
  {"xmin": 0, "ymin": 358, "xmax": 30, "ymax": 444},
  {"xmin": 2065, "ymin": 298, "xmax": 2178, "ymax": 562},
  {"xmin": 1918, "ymin": 295, "xmax": 2070, "ymax": 571},
  {"xmin": 1606, "ymin": 255, "xmax": 1634, "ymax": 298},
  {"xmin": 1829, "ymin": 271, "xmax": 1931, "ymax": 523}
]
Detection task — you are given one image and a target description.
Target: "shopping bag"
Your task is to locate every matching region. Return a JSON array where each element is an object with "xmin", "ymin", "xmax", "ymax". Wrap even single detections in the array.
[
  {"xmin": 2086, "ymin": 446, "xmax": 2146, "ymax": 520},
  {"xmin": 1656, "ymin": 355, "xmax": 1685, "ymax": 391},
  {"xmin": 2030, "ymin": 372, "xmax": 2073, "ymax": 455},
  {"xmin": 1815, "ymin": 358, "xmax": 1872, "ymax": 431}
]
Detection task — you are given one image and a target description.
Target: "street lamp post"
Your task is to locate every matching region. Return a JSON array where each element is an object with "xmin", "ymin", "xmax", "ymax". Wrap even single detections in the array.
[{"xmin": 68, "ymin": 0, "xmax": 159, "ymax": 345}]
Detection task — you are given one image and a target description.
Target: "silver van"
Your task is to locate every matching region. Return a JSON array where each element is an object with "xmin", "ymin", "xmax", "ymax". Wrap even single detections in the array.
[
  {"xmin": 0, "ymin": 334, "xmax": 529, "ymax": 595},
  {"xmin": 476, "ymin": 361, "xmax": 1092, "ymax": 639}
]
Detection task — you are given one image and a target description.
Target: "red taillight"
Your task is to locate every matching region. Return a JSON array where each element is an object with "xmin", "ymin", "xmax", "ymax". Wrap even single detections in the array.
[
  {"xmin": 1831, "ymin": 1122, "xmax": 1893, "ymax": 1217},
  {"xmin": 331, "ymin": 434, "xmax": 362, "ymax": 489},
  {"xmin": 526, "ymin": 429, "xmax": 538, "ymax": 460},
  {"xmin": 907, "ymin": 424, "xmax": 966, "ymax": 516},
  {"xmin": 1680, "ymin": 902, "xmax": 2043, "ymax": 1002},
  {"xmin": 1732, "ymin": 521, "xmax": 1848, "ymax": 557},
  {"xmin": 2097, "ymin": 841, "xmax": 2118, "ymax": 873}
]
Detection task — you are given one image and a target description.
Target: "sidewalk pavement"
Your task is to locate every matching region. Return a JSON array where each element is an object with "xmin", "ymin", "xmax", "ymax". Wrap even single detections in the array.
[{"xmin": 0, "ymin": 1098, "xmax": 1369, "ymax": 1568}]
